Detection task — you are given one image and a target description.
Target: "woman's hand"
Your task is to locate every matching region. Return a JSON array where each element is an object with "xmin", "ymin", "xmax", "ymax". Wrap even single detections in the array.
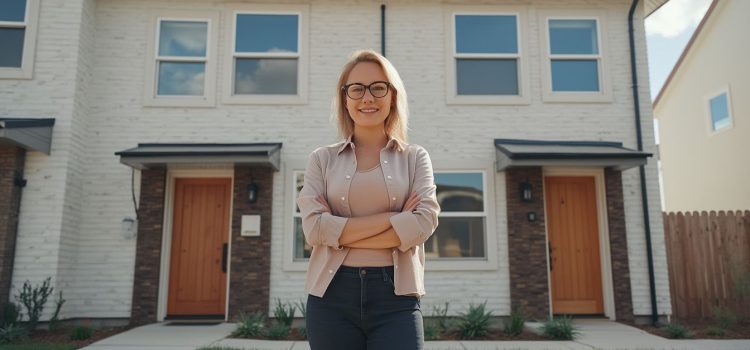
[
  {"xmin": 315, "ymin": 195, "xmax": 332, "ymax": 213},
  {"xmin": 402, "ymin": 191, "xmax": 421, "ymax": 213}
]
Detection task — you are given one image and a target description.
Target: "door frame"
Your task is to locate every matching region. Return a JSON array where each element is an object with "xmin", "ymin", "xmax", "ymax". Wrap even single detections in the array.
[
  {"xmin": 542, "ymin": 167, "xmax": 615, "ymax": 320},
  {"xmin": 157, "ymin": 168, "xmax": 234, "ymax": 322}
]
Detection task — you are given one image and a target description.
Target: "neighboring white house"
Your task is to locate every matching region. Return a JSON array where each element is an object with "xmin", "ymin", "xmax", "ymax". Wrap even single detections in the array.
[
  {"xmin": 653, "ymin": 0, "xmax": 749, "ymax": 212},
  {"xmin": 0, "ymin": 0, "xmax": 670, "ymax": 326}
]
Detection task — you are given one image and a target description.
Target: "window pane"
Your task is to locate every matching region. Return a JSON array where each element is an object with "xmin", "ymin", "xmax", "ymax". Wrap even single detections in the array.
[
  {"xmin": 158, "ymin": 21, "xmax": 207, "ymax": 57},
  {"xmin": 551, "ymin": 60, "xmax": 599, "ymax": 91},
  {"xmin": 0, "ymin": 28, "xmax": 25, "ymax": 67},
  {"xmin": 235, "ymin": 58, "xmax": 297, "ymax": 95},
  {"xmin": 0, "ymin": 0, "xmax": 26, "ymax": 22},
  {"xmin": 549, "ymin": 19, "xmax": 598, "ymax": 55},
  {"xmin": 457, "ymin": 59, "xmax": 518, "ymax": 95},
  {"xmin": 294, "ymin": 217, "xmax": 312, "ymax": 260},
  {"xmin": 236, "ymin": 14, "xmax": 298, "ymax": 53},
  {"xmin": 455, "ymin": 15, "xmax": 517, "ymax": 54},
  {"xmin": 710, "ymin": 93, "xmax": 730, "ymax": 130},
  {"xmin": 157, "ymin": 62, "xmax": 205, "ymax": 96},
  {"xmin": 435, "ymin": 173, "xmax": 483, "ymax": 212},
  {"xmin": 295, "ymin": 172, "xmax": 304, "ymax": 213},
  {"xmin": 425, "ymin": 217, "xmax": 485, "ymax": 258}
]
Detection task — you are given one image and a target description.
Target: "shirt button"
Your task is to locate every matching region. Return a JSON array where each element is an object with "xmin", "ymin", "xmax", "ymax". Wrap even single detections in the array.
[
  {"xmin": 341, "ymin": 197, "xmax": 345, "ymax": 201},
  {"xmin": 395, "ymin": 265, "xmax": 398, "ymax": 269},
  {"xmin": 387, "ymin": 175, "xmax": 392, "ymax": 179},
  {"xmin": 383, "ymin": 160, "xmax": 388, "ymax": 164},
  {"xmin": 328, "ymin": 269, "xmax": 333, "ymax": 274},
  {"xmin": 392, "ymin": 197, "xmax": 396, "ymax": 201},
  {"xmin": 346, "ymin": 175, "xmax": 351, "ymax": 179}
]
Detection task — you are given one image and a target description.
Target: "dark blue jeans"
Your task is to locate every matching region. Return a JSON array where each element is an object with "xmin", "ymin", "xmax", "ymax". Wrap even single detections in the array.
[{"xmin": 306, "ymin": 265, "xmax": 423, "ymax": 350}]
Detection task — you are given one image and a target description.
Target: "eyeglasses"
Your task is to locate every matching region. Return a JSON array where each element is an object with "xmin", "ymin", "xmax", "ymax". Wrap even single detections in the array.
[{"xmin": 342, "ymin": 81, "xmax": 391, "ymax": 100}]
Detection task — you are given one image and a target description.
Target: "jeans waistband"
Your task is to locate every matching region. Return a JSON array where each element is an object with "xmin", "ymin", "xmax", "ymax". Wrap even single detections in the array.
[{"xmin": 338, "ymin": 265, "xmax": 394, "ymax": 278}]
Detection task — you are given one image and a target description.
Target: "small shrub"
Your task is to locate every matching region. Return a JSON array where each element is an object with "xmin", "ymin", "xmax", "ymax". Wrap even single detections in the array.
[
  {"xmin": 431, "ymin": 302, "xmax": 451, "ymax": 333},
  {"xmin": 69, "ymin": 325, "xmax": 93, "ymax": 340},
  {"xmin": 456, "ymin": 301, "xmax": 493, "ymax": 339},
  {"xmin": 705, "ymin": 326, "xmax": 726, "ymax": 337},
  {"xmin": 541, "ymin": 315, "xmax": 579, "ymax": 340},
  {"xmin": 423, "ymin": 321, "xmax": 440, "ymax": 340},
  {"xmin": 712, "ymin": 306, "xmax": 738, "ymax": 329},
  {"xmin": 266, "ymin": 323, "xmax": 290, "ymax": 340},
  {"xmin": 662, "ymin": 322, "xmax": 692, "ymax": 339},
  {"xmin": 231, "ymin": 312, "xmax": 267, "ymax": 338},
  {"xmin": 272, "ymin": 298, "xmax": 296, "ymax": 327},
  {"xmin": 504, "ymin": 303, "xmax": 525, "ymax": 336},
  {"xmin": 296, "ymin": 326, "xmax": 306, "ymax": 339},
  {"xmin": 1, "ymin": 302, "xmax": 22, "ymax": 328},
  {"xmin": 15, "ymin": 277, "xmax": 55, "ymax": 331},
  {"xmin": 0, "ymin": 323, "xmax": 29, "ymax": 344},
  {"xmin": 49, "ymin": 291, "xmax": 66, "ymax": 331},
  {"xmin": 295, "ymin": 299, "xmax": 306, "ymax": 318}
]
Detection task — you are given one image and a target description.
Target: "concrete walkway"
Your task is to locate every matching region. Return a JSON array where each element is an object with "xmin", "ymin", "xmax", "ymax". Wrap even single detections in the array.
[{"xmin": 81, "ymin": 319, "xmax": 750, "ymax": 350}]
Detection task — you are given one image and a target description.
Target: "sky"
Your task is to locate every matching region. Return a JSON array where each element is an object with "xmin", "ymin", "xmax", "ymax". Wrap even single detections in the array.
[{"xmin": 645, "ymin": 0, "xmax": 712, "ymax": 100}]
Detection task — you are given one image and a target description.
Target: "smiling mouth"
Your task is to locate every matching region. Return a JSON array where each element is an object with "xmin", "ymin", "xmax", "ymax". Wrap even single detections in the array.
[{"xmin": 359, "ymin": 108, "xmax": 379, "ymax": 113}]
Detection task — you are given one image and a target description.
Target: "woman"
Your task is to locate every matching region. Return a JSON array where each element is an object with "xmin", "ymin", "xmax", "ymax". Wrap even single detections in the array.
[{"xmin": 296, "ymin": 49, "xmax": 440, "ymax": 350}]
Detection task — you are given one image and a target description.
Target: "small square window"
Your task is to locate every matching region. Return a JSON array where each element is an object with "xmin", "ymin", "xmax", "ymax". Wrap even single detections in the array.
[{"xmin": 709, "ymin": 92, "xmax": 732, "ymax": 131}]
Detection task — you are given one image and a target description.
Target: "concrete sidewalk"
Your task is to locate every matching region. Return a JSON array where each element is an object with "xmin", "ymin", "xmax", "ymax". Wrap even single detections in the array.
[{"xmin": 81, "ymin": 319, "xmax": 750, "ymax": 350}]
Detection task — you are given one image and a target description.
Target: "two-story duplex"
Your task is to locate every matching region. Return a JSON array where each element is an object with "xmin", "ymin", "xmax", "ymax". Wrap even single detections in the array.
[{"xmin": 0, "ymin": 0, "xmax": 671, "ymax": 326}]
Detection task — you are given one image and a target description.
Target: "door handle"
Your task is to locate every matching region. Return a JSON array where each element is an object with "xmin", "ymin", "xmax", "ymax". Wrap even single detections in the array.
[
  {"xmin": 548, "ymin": 241, "xmax": 553, "ymax": 271},
  {"xmin": 222, "ymin": 243, "xmax": 228, "ymax": 273}
]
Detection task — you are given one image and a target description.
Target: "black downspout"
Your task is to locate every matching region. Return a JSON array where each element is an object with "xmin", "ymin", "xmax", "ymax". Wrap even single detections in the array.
[
  {"xmin": 628, "ymin": 0, "xmax": 659, "ymax": 326},
  {"xmin": 380, "ymin": 5, "xmax": 386, "ymax": 56}
]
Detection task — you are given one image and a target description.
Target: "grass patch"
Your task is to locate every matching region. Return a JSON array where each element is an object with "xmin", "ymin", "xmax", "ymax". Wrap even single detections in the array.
[{"xmin": 0, "ymin": 344, "xmax": 75, "ymax": 350}]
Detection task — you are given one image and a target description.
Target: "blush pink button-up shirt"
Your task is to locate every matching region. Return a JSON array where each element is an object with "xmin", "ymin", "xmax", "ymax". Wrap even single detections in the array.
[{"xmin": 296, "ymin": 134, "xmax": 441, "ymax": 298}]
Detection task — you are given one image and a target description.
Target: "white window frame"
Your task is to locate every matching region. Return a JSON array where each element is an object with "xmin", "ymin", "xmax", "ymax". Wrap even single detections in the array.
[
  {"xmin": 539, "ymin": 9, "xmax": 612, "ymax": 103},
  {"xmin": 143, "ymin": 11, "xmax": 218, "ymax": 107},
  {"xmin": 0, "ymin": 0, "xmax": 40, "ymax": 79},
  {"xmin": 705, "ymin": 85, "xmax": 734, "ymax": 135},
  {"xmin": 427, "ymin": 158, "xmax": 498, "ymax": 271},
  {"xmin": 224, "ymin": 4, "xmax": 309, "ymax": 105},
  {"xmin": 445, "ymin": 5, "xmax": 531, "ymax": 105},
  {"xmin": 284, "ymin": 157, "xmax": 311, "ymax": 271}
]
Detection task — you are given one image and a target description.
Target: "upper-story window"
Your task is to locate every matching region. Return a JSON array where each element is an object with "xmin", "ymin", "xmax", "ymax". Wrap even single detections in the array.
[
  {"xmin": 225, "ymin": 4, "xmax": 309, "ymax": 104},
  {"xmin": 708, "ymin": 89, "xmax": 733, "ymax": 132},
  {"xmin": 539, "ymin": 10, "xmax": 611, "ymax": 102},
  {"xmin": 0, "ymin": 0, "xmax": 40, "ymax": 79},
  {"xmin": 446, "ymin": 6, "xmax": 530, "ymax": 105},
  {"xmin": 143, "ymin": 12, "xmax": 218, "ymax": 107}
]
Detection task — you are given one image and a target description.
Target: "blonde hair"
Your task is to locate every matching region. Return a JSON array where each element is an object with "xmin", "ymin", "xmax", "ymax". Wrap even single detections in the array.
[{"xmin": 331, "ymin": 49, "xmax": 409, "ymax": 144}]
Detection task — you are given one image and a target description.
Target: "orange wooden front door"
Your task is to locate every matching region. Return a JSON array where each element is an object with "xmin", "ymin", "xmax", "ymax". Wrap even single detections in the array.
[
  {"xmin": 545, "ymin": 176, "xmax": 604, "ymax": 315},
  {"xmin": 167, "ymin": 178, "xmax": 231, "ymax": 316}
]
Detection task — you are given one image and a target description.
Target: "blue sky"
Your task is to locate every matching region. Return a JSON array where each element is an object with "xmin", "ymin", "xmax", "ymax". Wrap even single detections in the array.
[{"xmin": 646, "ymin": 0, "xmax": 712, "ymax": 100}]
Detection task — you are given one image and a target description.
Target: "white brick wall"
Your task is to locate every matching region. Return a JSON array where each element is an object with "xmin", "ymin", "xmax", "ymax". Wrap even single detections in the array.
[{"xmin": 1, "ymin": 0, "xmax": 670, "ymax": 320}]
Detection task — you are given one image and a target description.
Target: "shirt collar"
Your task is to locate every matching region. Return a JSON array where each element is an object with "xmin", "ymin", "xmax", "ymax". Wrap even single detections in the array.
[{"xmin": 337, "ymin": 134, "xmax": 405, "ymax": 155}]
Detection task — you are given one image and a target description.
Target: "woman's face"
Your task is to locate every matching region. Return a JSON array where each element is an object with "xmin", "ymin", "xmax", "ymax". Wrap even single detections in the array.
[{"xmin": 344, "ymin": 62, "xmax": 394, "ymax": 130}]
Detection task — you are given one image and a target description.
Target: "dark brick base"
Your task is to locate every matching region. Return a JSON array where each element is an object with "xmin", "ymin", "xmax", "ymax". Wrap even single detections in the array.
[
  {"xmin": 130, "ymin": 168, "xmax": 166, "ymax": 326},
  {"xmin": 605, "ymin": 168, "xmax": 634, "ymax": 322},
  {"xmin": 228, "ymin": 166, "xmax": 273, "ymax": 321},
  {"xmin": 0, "ymin": 146, "xmax": 26, "ymax": 305},
  {"xmin": 505, "ymin": 167, "xmax": 550, "ymax": 320}
]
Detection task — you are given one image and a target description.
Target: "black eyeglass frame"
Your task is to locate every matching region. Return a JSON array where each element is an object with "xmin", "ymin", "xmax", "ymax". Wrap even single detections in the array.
[{"xmin": 341, "ymin": 81, "xmax": 392, "ymax": 100}]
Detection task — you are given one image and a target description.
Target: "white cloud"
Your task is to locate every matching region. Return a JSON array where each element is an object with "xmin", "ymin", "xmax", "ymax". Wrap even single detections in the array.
[{"xmin": 646, "ymin": 0, "xmax": 712, "ymax": 38}]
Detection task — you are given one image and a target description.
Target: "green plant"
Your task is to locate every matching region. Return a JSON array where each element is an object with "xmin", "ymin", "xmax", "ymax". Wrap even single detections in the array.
[
  {"xmin": 423, "ymin": 321, "xmax": 440, "ymax": 340},
  {"xmin": 231, "ymin": 312, "xmax": 267, "ymax": 338},
  {"xmin": 662, "ymin": 322, "xmax": 692, "ymax": 339},
  {"xmin": 705, "ymin": 326, "xmax": 726, "ymax": 336},
  {"xmin": 15, "ymin": 277, "xmax": 54, "ymax": 331},
  {"xmin": 431, "ymin": 301, "xmax": 451, "ymax": 333},
  {"xmin": 456, "ymin": 301, "xmax": 493, "ymax": 339},
  {"xmin": 504, "ymin": 303, "xmax": 525, "ymax": 336},
  {"xmin": 0, "ymin": 323, "xmax": 29, "ymax": 344},
  {"xmin": 48, "ymin": 291, "xmax": 66, "ymax": 331},
  {"xmin": 712, "ymin": 306, "xmax": 738, "ymax": 329},
  {"xmin": 272, "ymin": 298, "xmax": 296, "ymax": 327},
  {"xmin": 296, "ymin": 326, "xmax": 306, "ymax": 339},
  {"xmin": 69, "ymin": 325, "xmax": 93, "ymax": 341},
  {"xmin": 295, "ymin": 299, "xmax": 306, "ymax": 318},
  {"xmin": 1, "ymin": 303, "xmax": 21, "ymax": 328},
  {"xmin": 266, "ymin": 323, "xmax": 290, "ymax": 340},
  {"xmin": 541, "ymin": 315, "xmax": 579, "ymax": 340}
]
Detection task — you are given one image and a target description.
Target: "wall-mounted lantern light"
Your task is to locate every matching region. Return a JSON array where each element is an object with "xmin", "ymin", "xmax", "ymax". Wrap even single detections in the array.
[
  {"xmin": 520, "ymin": 181, "xmax": 533, "ymax": 202},
  {"xmin": 247, "ymin": 182, "xmax": 259, "ymax": 203}
]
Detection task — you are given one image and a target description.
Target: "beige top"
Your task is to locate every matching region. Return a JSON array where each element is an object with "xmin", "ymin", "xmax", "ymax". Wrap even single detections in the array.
[
  {"xmin": 342, "ymin": 163, "xmax": 393, "ymax": 267},
  {"xmin": 296, "ymin": 134, "xmax": 441, "ymax": 298}
]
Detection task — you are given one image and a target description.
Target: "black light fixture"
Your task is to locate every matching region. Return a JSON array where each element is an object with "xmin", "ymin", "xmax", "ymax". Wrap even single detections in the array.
[
  {"xmin": 519, "ymin": 181, "xmax": 533, "ymax": 202},
  {"xmin": 247, "ymin": 181, "xmax": 259, "ymax": 203}
]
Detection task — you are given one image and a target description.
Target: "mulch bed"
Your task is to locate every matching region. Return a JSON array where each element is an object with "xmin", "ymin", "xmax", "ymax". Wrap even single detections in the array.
[
  {"xmin": 10, "ymin": 325, "xmax": 133, "ymax": 349},
  {"xmin": 627, "ymin": 320, "xmax": 750, "ymax": 340}
]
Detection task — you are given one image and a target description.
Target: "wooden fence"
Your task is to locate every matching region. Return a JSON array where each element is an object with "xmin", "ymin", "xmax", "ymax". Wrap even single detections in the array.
[{"xmin": 663, "ymin": 211, "xmax": 750, "ymax": 321}]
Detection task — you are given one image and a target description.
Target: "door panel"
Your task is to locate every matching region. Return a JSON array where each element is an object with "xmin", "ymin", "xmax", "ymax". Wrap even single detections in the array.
[
  {"xmin": 545, "ymin": 176, "xmax": 604, "ymax": 315},
  {"xmin": 167, "ymin": 178, "xmax": 231, "ymax": 316}
]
